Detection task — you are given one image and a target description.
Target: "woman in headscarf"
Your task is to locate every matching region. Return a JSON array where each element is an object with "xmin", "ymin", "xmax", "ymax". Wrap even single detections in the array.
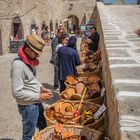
[{"xmin": 67, "ymin": 36, "xmax": 77, "ymax": 49}]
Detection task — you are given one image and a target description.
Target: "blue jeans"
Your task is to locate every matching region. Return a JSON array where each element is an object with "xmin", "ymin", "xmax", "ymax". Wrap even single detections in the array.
[{"xmin": 18, "ymin": 103, "xmax": 46, "ymax": 140}]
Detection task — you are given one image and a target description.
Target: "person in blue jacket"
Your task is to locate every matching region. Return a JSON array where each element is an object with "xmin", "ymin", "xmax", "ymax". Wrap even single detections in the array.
[{"xmin": 57, "ymin": 36, "xmax": 80, "ymax": 92}]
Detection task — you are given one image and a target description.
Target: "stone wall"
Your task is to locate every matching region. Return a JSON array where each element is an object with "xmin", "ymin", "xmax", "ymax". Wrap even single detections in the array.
[
  {"xmin": 0, "ymin": 0, "xmax": 96, "ymax": 54},
  {"xmin": 0, "ymin": 0, "xmax": 63, "ymax": 54},
  {"xmin": 97, "ymin": 2, "xmax": 140, "ymax": 140},
  {"xmin": 61, "ymin": 0, "xmax": 96, "ymax": 25}
]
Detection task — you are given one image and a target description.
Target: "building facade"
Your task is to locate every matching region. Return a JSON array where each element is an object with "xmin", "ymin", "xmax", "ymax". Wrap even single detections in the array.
[{"xmin": 0, "ymin": 0, "xmax": 96, "ymax": 54}]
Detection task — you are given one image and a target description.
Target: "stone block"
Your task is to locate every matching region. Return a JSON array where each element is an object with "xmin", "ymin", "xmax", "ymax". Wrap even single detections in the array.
[
  {"xmin": 104, "ymin": 31, "xmax": 122, "ymax": 35},
  {"xmin": 134, "ymin": 42, "xmax": 140, "ymax": 47},
  {"xmin": 107, "ymin": 49, "xmax": 131, "ymax": 57},
  {"xmin": 106, "ymin": 44, "xmax": 132, "ymax": 49},
  {"xmin": 120, "ymin": 130, "xmax": 140, "ymax": 140},
  {"xmin": 104, "ymin": 35, "xmax": 120, "ymax": 40},
  {"xmin": 111, "ymin": 67, "xmax": 140, "ymax": 80},
  {"xmin": 109, "ymin": 59, "xmax": 137, "ymax": 65},
  {"xmin": 105, "ymin": 40, "xmax": 128, "ymax": 45}
]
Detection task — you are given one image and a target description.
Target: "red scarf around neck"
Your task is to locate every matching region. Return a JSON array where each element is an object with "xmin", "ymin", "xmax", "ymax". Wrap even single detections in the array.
[{"xmin": 18, "ymin": 46, "xmax": 39, "ymax": 67}]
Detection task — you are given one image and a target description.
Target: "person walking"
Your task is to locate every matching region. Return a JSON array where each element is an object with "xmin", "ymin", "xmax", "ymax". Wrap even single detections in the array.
[
  {"xmin": 57, "ymin": 35, "xmax": 80, "ymax": 92},
  {"xmin": 86, "ymin": 26, "xmax": 100, "ymax": 52},
  {"xmin": 54, "ymin": 33, "xmax": 69, "ymax": 89},
  {"xmin": 41, "ymin": 25, "xmax": 50, "ymax": 44},
  {"xmin": 50, "ymin": 29, "xmax": 64, "ymax": 65},
  {"xmin": 11, "ymin": 34, "xmax": 53, "ymax": 140}
]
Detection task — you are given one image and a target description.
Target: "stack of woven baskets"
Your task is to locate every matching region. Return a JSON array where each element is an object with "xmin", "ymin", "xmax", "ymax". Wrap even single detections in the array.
[
  {"xmin": 77, "ymin": 50, "xmax": 102, "ymax": 77},
  {"xmin": 33, "ymin": 42, "xmax": 108, "ymax": 140}
]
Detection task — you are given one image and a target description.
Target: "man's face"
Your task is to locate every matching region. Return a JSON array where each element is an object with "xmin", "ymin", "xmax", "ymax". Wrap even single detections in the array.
[
  {"xmin": 25, "ymin": 47, "xmax": 39, "ymax": 60},
  {"xmin": 92, "ymin": 28, "xmax": 96, "ymax": 34}
]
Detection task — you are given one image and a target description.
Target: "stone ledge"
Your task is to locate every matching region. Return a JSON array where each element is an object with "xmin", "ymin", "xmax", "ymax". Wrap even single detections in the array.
[{"xmin": 97, "ymin": 2, "xmax": 140, "ymax": 140}]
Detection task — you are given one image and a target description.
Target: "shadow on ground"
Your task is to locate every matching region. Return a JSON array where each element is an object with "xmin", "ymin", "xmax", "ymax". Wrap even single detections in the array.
[
  {"xmin": 42, "ymin": 83, "xmax": 54, "ymax": 90},
  {"xmin": 0, "ymin": 138, "xmax": 14, "ymax": 140},
  {"xmin": 42, "ymin": 83, "xmax": 60, "ymax": 106}
]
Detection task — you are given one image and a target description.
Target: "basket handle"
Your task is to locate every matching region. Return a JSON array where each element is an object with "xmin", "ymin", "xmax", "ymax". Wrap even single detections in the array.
[{"xmin": 78, "ymin": 87, "xmax": 87, "ymax": 110}]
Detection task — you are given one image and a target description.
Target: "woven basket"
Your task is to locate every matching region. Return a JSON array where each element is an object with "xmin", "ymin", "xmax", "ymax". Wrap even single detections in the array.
[
  {"xmin": 44, "ymin": 100, "xmax": 101, "ymax": 126},
  {"xmin": 64, "ymin": 81, "xmax": 76, "ymax": 88},
  {"xmin": 44, "ymin": 100, "xmax": 75, "ymax": 126},
  {"xmin": 60, "ymin": 94, "xmax": 105, "ymax": 105},
  {"xmin": 32, "ymin": 125, "xmax": 103, "ymax": 140},
  {"xmin": 44, "ymin": 100, "xmax": 64, "ymax": 126},
  {"xmin": 86, "ymin": 113, "xmax": 105, "ymax": 130},
  {"xmin": 77, "ymin": 70, "xmax": 101, "ymax": 78}
]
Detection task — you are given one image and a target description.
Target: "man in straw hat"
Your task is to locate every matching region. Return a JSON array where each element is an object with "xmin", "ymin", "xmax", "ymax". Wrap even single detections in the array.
[{"xmin": 11, "ymin": 34, "xmax": 53, "ymax": 140}]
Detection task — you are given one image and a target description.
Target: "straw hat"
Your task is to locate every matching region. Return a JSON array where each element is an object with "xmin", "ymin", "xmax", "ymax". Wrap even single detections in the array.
[{"xmin": 26, "ymin": 35, "xmax": 45, "ymax": 54}]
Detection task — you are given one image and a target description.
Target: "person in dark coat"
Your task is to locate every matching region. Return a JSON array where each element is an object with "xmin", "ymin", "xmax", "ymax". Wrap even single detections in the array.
[
  {"xmin": 87, "ymin": 26, "xmax": 100, "ymax": 52},
  {"xmin": 57, "ymin": 36, "xmax": 80, "ymax": 92},
  {"xmin": 54, "ymin": 33, "xmax": 69, "ymax": 89}
]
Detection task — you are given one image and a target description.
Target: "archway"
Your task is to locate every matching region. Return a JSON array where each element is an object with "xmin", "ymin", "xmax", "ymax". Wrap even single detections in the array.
[
  {"xmin": 11, "ymin": 16, "xmax": 24, "ymax": 40},
  {"xmin": 67, "ymin": 15, "xmax": 79, "ymax": 33},
  {"xmin": 0, "ymin": 28, "xmax": 3, "ymax": 55}
]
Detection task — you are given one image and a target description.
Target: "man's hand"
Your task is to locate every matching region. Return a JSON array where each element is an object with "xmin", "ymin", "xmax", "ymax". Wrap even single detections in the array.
[
  {"xmin": 40, "ymin": 86, "xmax": 53, "ymax": 101},
  {"xmin": 40, "ymin": 92, "xmax": 53, "ymax": 101}
]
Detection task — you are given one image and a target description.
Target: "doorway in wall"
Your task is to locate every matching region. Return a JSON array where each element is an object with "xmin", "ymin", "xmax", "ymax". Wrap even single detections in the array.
[
  {"xmin": 11, "ymin": 16, "xmax": 24, "ymax": 40},
  {"xmin": 67, "ymin": 15, "xmax": 79, "ymax": 34}
]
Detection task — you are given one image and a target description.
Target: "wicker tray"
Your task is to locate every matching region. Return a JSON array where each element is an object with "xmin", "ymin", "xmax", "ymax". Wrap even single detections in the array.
[{"xmin": 32, "ymin": 125, "xmax": 103, "ymax": 140}]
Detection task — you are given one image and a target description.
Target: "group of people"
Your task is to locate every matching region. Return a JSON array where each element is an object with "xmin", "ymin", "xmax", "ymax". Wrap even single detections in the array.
[
  {"xmin": 11, "ymin": 25, "xmax": 99, "ymax": 140},
  {"xmin": 50, "ymin": 28, "xmax": 80, "ymax": 92},
  {"xmin": 31, "ymin": 25, "xmax": 55, "ymax": 44}
]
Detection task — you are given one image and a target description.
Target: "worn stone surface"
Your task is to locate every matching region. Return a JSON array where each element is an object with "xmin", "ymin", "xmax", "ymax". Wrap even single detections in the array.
[
  {"xmin": 97, "ymin": 2, "xmax": 140, "ymax": 140},
  {"xmin": 109, "ymin": 58, "xmax": 137, "ymax": 65}
]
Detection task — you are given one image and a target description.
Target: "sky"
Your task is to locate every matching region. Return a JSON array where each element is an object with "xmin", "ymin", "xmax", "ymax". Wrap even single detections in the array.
[{"xmin": 103, "ymin": 0, "xmax": 137, "ymax": 4}]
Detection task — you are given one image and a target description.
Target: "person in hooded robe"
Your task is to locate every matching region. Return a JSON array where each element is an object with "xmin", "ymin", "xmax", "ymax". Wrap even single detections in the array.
[{"xmin": 57, "ymin": 36, "xmax": 80, "ymax": 92}]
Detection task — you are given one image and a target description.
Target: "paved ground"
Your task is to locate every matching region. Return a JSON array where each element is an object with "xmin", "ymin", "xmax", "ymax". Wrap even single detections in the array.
[{"xmin": 0, "ymin": 37, "xmax": 81, "ymax": 140}]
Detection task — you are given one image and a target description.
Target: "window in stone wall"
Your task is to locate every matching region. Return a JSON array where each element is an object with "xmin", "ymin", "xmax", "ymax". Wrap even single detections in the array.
[{"xmin": 67, "ymin": 15, "xmax": 79, "ymax": 33}]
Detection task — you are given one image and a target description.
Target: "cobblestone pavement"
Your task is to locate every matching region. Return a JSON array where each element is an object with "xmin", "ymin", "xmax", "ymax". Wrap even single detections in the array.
[{"xmin": 0, "ymin": 37, "xmax": 81, "ymax": 140}]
